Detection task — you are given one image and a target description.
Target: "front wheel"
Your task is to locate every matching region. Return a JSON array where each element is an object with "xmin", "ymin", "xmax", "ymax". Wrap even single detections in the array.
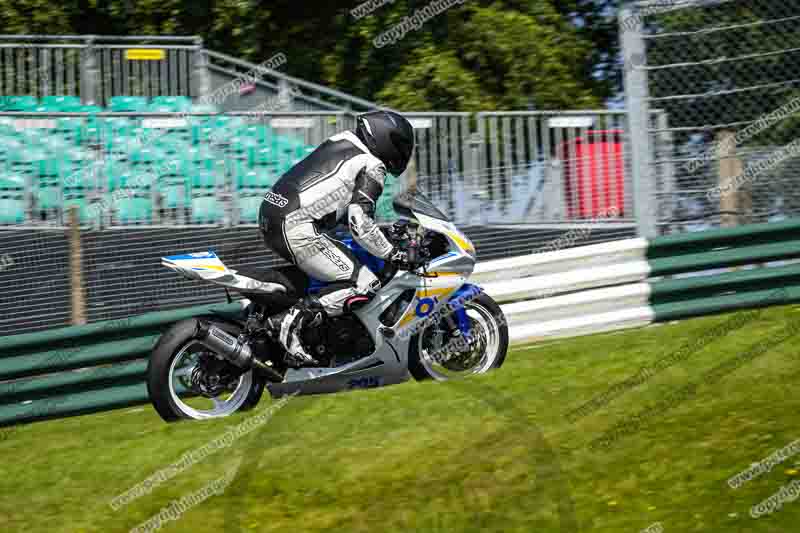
[
  {"xmin": 409, "ymin": 293, "xmax": 508, "ymax": 381},
  {"xmin": 147, "ymin": 318, "xmax": 266, "ymax": 422}
]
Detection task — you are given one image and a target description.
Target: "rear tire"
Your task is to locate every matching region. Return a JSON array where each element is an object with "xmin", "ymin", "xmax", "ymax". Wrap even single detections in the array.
[
  {"xmin": 409, "ymin": 293, "xmax": 508, "ymax": 381},
  {"xmin": 147, "ymin": 318, "xmax": 266, "ymax": 422}
]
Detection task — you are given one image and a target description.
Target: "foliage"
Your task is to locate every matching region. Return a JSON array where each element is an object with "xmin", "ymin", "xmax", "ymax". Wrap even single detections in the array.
[{"xmin": 0, "ymin": 0, "xmax": 620, "ymax": 110}]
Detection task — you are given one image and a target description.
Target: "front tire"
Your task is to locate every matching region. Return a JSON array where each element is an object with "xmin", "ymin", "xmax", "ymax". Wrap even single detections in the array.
[
  {"xmin": 409, "ymin": 293, "xmax": 509, "ymax": 381},
  {"xmin": 147, "ymin": 318, "xmax": 266, "ymax": 422}
]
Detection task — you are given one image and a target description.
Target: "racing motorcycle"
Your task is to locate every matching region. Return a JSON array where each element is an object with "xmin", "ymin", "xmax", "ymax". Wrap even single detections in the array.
[{"xmin": 147, "ymin": 190, "xmax": 508, "ymax": 422}]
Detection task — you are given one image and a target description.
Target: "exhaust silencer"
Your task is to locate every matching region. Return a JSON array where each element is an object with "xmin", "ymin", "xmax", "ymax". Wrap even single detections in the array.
[{"xmin": 196, "ymin": 322, "xmax": 253, "ymax": 369}]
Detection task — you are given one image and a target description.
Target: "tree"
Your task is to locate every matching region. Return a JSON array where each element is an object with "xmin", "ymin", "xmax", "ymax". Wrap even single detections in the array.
[{"xmin": 0, "ymin": 0, "xmax": 621, "ymax": 111}]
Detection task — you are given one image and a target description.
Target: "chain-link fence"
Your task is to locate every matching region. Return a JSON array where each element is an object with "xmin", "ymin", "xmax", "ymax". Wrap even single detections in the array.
[
  {"xmin": 0, "ymin": 100, "xmax": 646, "ymax": 335},
  {"xmin": 623, "ymin": 0, "xmax": 800, "ymax": 235}
]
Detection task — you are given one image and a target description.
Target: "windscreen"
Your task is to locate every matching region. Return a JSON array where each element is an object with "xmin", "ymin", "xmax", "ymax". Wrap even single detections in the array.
[{"xmin": 392, "ymin": 189, "xmax": 450, "ymax": 221}]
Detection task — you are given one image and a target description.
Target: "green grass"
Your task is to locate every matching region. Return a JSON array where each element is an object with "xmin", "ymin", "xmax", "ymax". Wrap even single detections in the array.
[{"xmin": 2, "ymin": 304, "xmax": 800, "ymax": 532}]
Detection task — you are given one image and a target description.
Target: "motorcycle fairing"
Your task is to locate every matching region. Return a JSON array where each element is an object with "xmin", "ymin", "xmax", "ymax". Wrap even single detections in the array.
[{"xmin": 162, "ymin": 251, "xmax": 288, "ymax": 294}]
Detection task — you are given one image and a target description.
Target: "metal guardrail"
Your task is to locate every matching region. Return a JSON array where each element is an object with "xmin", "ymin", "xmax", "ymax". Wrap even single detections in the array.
[
  {"xmin": 204, "ymin": 49, "xmax": 381, "ymax": 112},
  {"xmin": 0, "ymin": 35, "xmax": 384, "ymax": 112},
  {"xmin": 0, "ymin": 35, "xmax": 204, "ymax": 105}
]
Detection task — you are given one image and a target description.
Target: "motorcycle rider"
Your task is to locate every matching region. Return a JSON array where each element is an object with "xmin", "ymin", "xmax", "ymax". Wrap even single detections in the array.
[{"xmin": 259, "ymin": 110, "xmax": 415, "ymax": 366}]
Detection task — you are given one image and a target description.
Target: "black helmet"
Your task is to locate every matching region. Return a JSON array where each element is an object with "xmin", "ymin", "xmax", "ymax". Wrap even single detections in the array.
[{"xmin": 355, "ymin": 110, "xmax": 415, "ymax": 175}]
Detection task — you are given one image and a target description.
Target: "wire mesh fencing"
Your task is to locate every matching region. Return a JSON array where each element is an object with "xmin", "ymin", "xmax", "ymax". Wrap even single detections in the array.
[
  {"xmin": 0, "ymin": 103, "xmax": 646, "ymax": 335},
  {"xmin": 625, "ymin": 0, "xmax": 800, "ymax": 234}
]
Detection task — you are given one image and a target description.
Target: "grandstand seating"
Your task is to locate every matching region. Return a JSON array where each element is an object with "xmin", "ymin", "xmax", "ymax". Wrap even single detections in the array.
[{"xmin": 0, "ymin": 95, "xmax": 318, "ymax": 225}]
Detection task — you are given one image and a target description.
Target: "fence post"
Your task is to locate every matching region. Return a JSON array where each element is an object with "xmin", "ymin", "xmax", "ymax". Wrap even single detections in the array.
[
  {"xmin": 718, "ymin": 130, "xmax": 747, "ymax": 228},
  {"xmin": 68, "ymin": 206, "xmax": 87, "ymax": 325},
  {"xmin": 192, "ymin": 37, "xmax": 212, "ymax": 99},
  {"xmin": 620, "ymin": 6, "xmax": 657, "ymax": 238},
  {"xmin": 278, "ymin": 79, "xmax": 294, "ymax": 111},
  {"xmin": 79, "ymin": 36, "xmax": 100, "ymax": 105},
  {"xmin": 656, "ymin": 110, "xmax": 676, "ymax": 232}
]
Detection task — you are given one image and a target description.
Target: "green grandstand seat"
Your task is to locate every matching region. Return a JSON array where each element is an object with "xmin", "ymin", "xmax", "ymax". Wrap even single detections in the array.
[
  {"xmin": 241, "ymin": 124, "xmax": 273, "ymax": 143},
  {"xmin": 149, "ymin": 96, "xmax": 192, "ymax": 111},
  {"xmin": 34, "ymin": 185, "xmax": 62, "ymax": 211},
  {"xmin": 0, "ymin": 117, "xmax": 18, "ymax": 136},
  {"xmin": 109, "ymin": 96, "xmax": 149, "ymax": 112},
  {"xmin": 0, "ymin": 197, "xmax": 25, "ymax": 224},
  {"xmin": 189, "ymin": 122, "xmax": 215, "ymax": 145},
  {"xmin": 10, "ymin": 148, "xmax": 48, "ymax": 175},
  {"xmin": 63, "ymin": 163, "xmax": 101, "ymax": 191},
  {"xmin": 248, "ymin": 144, "xmax": 277, "ymax": 166},
  {"xmin": 205, "ymin": 115, "xmax": 245, "ymax": 130},
  {"xmin": 97, "ymin": 118, "xmax": 142, "ymax": 151},
  {"xmin": 159, "ymin": 178, "xmax": 190, "ymax": 209},
  {"xmin": 129, "ymin": 146, "xmax": 167, "ymax": 166},
  {"xmin": 102, "ymin": 162, "xmax": 130, "ymax": 190},
  {"xmin": 275, "ymin": 136, "xmax": 312, "ymax": 158},
  {"xmin": 14, "ymin": 128, "xmax": 50, "ymax": 149},
  {"xmin": 237, "ymin": 167, "xmax": 279, "ymax": 189},
  {"xmin": 154, "ymin": 134, "xmax": 190, "ymax": 155},
  {"xmin": 38, "ymin": 156, "xmax": 61, "ymax": 178},
  {"xmin": 107, "ymin": 141, "xmax": 132, "ymax": 161},
  {"xmin": 188, "ymin": 170, "xmax": 218, "ymax": 189},
  {"xmin": 115, "ymin": 167, "xmax": 156, "ymax": 191},
  {"xmin": 5, "ymin": 96, "xmax": 38, "ymax": 111},
  {"xmin": 201, "ymin": 118, "xmax": 245, "ymax": 146},
  {"xmin": 0, "ymin": 97, "xmax": 7, "ymax": 110},
  {"xmin": 80, "ymin": 106, "xmax": 104, "ymax": 143},
  {"xmin": 191, "ymin": 196, "xmax": 222, "ymax": 224},
  {"xmin": 0, "ymin": 138, "xmax": 24, "ymax": 166},
  {"xmin": 162, "ymin": 186, "xmax": 188, "ymax": 210},
  {"xmin": 115, "ymin": 196, "xmax": 153, "ymax": 224},
  {"xmin": 40, "ymin": 135, "xmax": 72, "ymax": 155},
  {"xmin": 101, "ymin": 117, "xmax": 139, "ymax": 136},
  {"xmin": 184, "ymin": 146, "xmax": 220, "ymax": 171},
  {"xmin": 228, "ymin": 135, "xmax": 259, "ymax": 155},
  {"xmin": 41, "ymin": 96, "xmax": 83, "ymax": 111},
  {"xmin": 227, "ymin": 158, "xmax": 250, "ymax": 181},
  {"xmin": 238, "ymin": 195, "xmax": 262, "ymax": 223},
  {"xmin": 55, "ymin": 117, "xmax": 85, "ymax": 145},
  {"xmin": 178, "ymin": 163, "xmax": 220, "ymax": 189},
  {"xmin": 41, "ymin": 149, "xmax": 90, "ymax": 181},
  {"xmin": 0, "ymin": 173, "xmax": 25, "ymax": 190}
]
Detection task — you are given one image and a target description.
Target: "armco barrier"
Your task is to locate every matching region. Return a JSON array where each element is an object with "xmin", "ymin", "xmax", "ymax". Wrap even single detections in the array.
[
  {"xmin": 0, "ymin": 301, "xmax": 246, "ymax": 425},
  {"xmin": 2, "ymin": 219, "xmax": 800, "ymax": 426}
]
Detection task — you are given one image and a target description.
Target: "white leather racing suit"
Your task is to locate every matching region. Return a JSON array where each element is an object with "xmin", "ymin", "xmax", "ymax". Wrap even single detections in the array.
[{"xmin": 258, "ymin": 130, "xmax": 394, "ymax": 316}]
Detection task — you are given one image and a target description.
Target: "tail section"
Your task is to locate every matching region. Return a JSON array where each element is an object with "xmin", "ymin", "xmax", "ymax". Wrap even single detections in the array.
[{"xmin": 161, "ymin": 251, "xmax": 288, "ymax": 295}]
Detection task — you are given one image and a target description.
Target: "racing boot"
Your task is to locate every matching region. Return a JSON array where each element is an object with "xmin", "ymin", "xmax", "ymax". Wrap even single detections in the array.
[{"xmin": 266, "ymin": 298, "xmax": 325, "ymax": 367}]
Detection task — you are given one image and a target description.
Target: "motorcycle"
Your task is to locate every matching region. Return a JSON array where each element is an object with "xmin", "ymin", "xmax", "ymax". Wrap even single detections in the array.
[{"xmin": 147, "ymin": 190, "xmax": 508, "ymax": 421}]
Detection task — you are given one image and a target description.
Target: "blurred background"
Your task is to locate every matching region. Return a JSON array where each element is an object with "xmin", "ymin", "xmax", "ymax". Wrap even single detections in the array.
[{"xmin": 0, "ymin": 0, "xmax": 798, "ymax": 335}]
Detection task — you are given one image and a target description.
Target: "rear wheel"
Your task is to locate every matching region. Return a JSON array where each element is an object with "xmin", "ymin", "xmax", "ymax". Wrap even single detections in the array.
[
  {"xmin": 147, "ymin": 318, "xmax": 266, "ymax": 422},
  {"xmin": 408, "ymin": 293, "xmax": 508, "ymax": 381}
]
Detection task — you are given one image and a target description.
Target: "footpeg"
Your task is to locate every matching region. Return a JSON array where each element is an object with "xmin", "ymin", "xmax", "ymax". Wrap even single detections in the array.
[{"xmin": 251, "ymin": 358, "xmax": 284, "ymax": 382}]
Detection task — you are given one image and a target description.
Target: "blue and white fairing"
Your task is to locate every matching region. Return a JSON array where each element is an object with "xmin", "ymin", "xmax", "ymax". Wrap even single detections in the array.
[{"xmin": 161, "ymin": 251, "xmax": 287, "ymax": 294}]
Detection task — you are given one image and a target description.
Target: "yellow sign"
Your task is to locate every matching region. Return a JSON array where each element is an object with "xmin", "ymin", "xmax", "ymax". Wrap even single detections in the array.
[{"xmin": 125, "ymin": 49, "xmax": 166, "ymax": 61}]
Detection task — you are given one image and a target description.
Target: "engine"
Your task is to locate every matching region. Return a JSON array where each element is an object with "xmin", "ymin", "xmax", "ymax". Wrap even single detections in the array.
[{"xmin": 301, "ymin": 315, "xmax": 376, "ymax": 366}]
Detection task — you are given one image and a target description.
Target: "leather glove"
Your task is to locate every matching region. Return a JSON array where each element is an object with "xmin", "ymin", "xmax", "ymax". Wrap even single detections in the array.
[{"xmin": 387, "ymin": 247, "xmax": 409, "ymax": 267}]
